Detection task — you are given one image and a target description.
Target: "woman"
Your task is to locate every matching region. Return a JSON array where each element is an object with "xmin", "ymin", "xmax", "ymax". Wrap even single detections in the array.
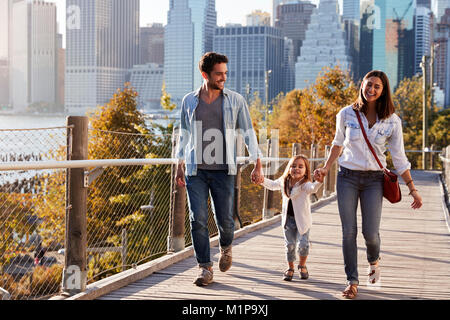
[{"xmin": 315, "ymin": 70, "xmax": 422, "ymax": 299}]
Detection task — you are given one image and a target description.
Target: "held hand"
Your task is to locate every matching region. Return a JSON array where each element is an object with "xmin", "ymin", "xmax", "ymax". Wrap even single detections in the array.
[
  {"xmin": 410, "ymin": 190, "xmax": 422, "ymax": 210},
  {"xmin": 314, "ymin": 168, "xmax": 328, "ymax": 181},
  {"xmin": 176, "ymin": 165, "xmax": 186, "ymax": 188},
  {"xmin": 251, "ymin": 166, "xmax": 264, "ymax": 185},
  {"xmin": 314, "ymin": 170, "xmax": 324, "ymax": 183}
]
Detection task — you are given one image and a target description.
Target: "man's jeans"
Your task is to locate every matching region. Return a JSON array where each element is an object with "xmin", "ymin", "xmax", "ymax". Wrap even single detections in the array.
[
  {"xmin": 186, "ymin": 170, "xmax": 236, "ymax": 268},
  {"xmin": 336, "ymin": 166, "xmax": 384, "ymax": 285}
]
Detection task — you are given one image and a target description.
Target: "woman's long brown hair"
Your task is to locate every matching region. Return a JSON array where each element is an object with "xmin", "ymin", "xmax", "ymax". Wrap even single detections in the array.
[
  {"xmin": 281, "ymin": 154, "xmax": 311, "ymax": 198},
  {"xmin": 353, "ymin": 70, "xmax": 395, "ymax": 120}
]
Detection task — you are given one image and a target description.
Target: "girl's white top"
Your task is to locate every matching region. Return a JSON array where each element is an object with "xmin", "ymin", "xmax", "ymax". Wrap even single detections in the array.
[
  {"xmin": 262, "ymin": 178, "xmax": 322, "ymax": 235},
  {"xmin": 332, "ymin": 105, "xmax": 411, "ymax": 175}
]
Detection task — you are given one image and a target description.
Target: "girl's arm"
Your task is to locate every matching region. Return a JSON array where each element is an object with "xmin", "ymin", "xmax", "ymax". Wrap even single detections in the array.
[
  {"xmin": 290, "ymin": 181, "xmax": 322, "ymax": 199},
  {"xmin": 260, "ymin": 177, "xmax": 282, "ymax": 191}
]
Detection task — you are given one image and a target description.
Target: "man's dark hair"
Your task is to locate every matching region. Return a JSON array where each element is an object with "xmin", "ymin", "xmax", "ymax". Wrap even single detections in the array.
[{"xmin": 199, "ymin": 52, "xmax": 228, "ymax": 75}]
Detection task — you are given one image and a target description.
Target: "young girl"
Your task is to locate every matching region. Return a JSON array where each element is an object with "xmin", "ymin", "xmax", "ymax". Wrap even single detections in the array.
[{"xmin": 260, "ymin": 154, "xmax": 323, "ymax": 281}]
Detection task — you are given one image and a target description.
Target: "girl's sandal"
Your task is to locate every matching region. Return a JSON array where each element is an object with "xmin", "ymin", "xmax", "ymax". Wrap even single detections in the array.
[
  {"xmin": 283, "ymin": 268, "xmax": 294, "ymax": 281},
  {"xmin": 342, "ymin": 284, "xmax": 358, "ymax": 299},
  {"xmin": 298, "ymin": 265, "xmax": 309, "ymax": 280}
]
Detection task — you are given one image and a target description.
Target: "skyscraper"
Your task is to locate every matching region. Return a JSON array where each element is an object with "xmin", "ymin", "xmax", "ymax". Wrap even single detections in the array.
[
  {"xmin": 272, "ymin": 0, "xmax": 298, "ymax": 26},
  {"xmin": 359, "ymin": 0, "xmax": 375, "ymax": 79},
  {"xmin": 373, "ymin": 0, "xmax": 415, "ymax": 89},
  {"xmin": 140, "ymin": 23, "xmax": 164, "ymax": 65},
  {"xmin": 432, "ymin": 0, "xmax": 450, "ymax": 21},
  {"xmin": 0, "ymin": 0, "xmax": 12, "ymax": 107},
  {"xmin": 213, "ymin": 25, "xmax": 285, "ymax": 103},
  {"xmin": 164, "ymin": 0, "xmax": 217, "ymax": 107},
  {"xmin": 129, "ymin": 63, "xmax": 164, "ymax": 112},
  {"xmin": 65, "ymin": 0, "xmax": 140, "ymax": 115},
  {"xmin": 414, "ymin": 6, "xmax": 432, "ymax": 75},
  {"xmin": 434, "ymin": 8, "xmax": 450, "ymax": 107},
  {"xmin": 9, "ymin": 0, "xmax": 57, "ymax": 112},
  {"xmin": 295, "ymin": 0, "xmax": 351, "ymax": 89},
  {"xmin": 275, "ymin": 1, "xmax": 316, "ymax": 65},
  {"xmin": 343, "ymin": 0, "xmax": 361, "ymax": 80},
  {"xmin": 343, "ymin": 0, "xmax": 361, "ymax": 21},
  {"xmin": 247, "ymin": 10, "xmax": 271, "ymax": 26}
]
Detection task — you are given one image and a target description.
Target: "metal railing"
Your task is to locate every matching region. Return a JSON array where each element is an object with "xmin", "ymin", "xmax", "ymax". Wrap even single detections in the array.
[
  {"xmin": 2, "ymin": 119, "xmax": 445, "ymax": 300},
  {"xmin": 0, "ymin": 120, "xmax": 335, "ymax": 299}
]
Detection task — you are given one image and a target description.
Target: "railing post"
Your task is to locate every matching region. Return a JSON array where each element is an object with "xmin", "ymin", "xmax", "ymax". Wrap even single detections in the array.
[
  {"xmin": 430, "ymin": 145, "xmax": 435, "ymax": 170},
  {"xmin": 121, "ymin": 229, "xmax": 127, "ymax": 272},
  {"xmin": 263, "ymin": 139, "xmax": 276, "ymax": 219},
  {"xmin": 62, "ymin": 116, "xmax": 88, "ymax": 295},
  {"xmin": 169, "ymin": 128, "xmax": 186, "ymax": 252},
  {"xmin": 234, "ymin": 164, "xmax": 243, "ymax": 229},
  {"xmin": 292, "ymin": 143, "xmax": 301, "ymax": 156},
  {"xmin": 323, "ymin": 145, "xmax": 331, "ymax": 197}
]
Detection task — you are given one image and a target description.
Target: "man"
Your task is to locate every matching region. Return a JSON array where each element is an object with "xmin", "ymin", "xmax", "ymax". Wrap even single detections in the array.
[{"xmin": 176, "ymin": 52, "xmax": 264, "ymax": 286}]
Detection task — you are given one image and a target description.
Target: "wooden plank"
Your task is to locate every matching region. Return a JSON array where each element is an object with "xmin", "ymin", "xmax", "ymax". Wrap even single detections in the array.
[{"xmin": 97, "ymin": 171, "xmax": 450, "ymax": 300}]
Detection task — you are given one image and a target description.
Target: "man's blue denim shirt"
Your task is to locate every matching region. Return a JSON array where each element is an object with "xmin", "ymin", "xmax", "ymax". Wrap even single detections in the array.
[{"xmin": 176, "ymin": 87, "xmax": 262, "ymax": 176}]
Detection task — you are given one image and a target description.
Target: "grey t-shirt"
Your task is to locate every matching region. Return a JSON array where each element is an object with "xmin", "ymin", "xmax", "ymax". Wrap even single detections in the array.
[{"xmin": 195, "ymin": 94, "xmax": 228, "ymax": 171}]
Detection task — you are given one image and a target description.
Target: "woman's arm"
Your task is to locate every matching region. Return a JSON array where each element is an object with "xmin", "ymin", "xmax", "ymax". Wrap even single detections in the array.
[
  {"xmin": 400, "ymin": 169, "xmax": 423, "ymax": 210},
  {"xmin": 315, "ymin": 144, "xmax": 343, "ymax": 177}
]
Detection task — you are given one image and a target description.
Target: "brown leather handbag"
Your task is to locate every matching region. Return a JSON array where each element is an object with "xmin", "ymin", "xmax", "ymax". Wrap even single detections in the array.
[{"xmin": 354, "ymin": 109, "xmax": 402, "ymax": 203}]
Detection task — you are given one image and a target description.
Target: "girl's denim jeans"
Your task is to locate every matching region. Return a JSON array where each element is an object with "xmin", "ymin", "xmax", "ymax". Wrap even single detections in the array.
[
  {"xmin": 284, "ymin": 215, "xmax": 310, "ymax": 262},
  {"xmin": 337, "ymin": 166, "xmax": 384, "ymax": 285},
  {"xmin": 186, "ymin": 170, "xmax": 236, "ymax": 268}
]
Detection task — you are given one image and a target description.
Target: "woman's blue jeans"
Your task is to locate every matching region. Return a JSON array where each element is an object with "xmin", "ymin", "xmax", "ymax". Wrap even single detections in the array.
[
  {"xmin": 186, "ymin": 170, "xmax": 236, "ymax": 268},
  {"xmin": 337, "ymin": 166, "xmax": 384, "ymax": 285}
]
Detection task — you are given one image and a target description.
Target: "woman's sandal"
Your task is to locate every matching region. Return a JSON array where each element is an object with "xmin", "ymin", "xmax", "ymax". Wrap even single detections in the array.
[
  {"xmin": 342, "ymin": 284, "xmax": 358, "ymax": 299},
  {"xmin": 283, "ymin": 268, "xmax": 294, "ymax": 281},
  {"xmin": 298, "ymin": 265, "xmax": 309, "ymax": 280},
  {"xmin": 368, "ymin": 263, "xmax": 381, "ymax": 284}
]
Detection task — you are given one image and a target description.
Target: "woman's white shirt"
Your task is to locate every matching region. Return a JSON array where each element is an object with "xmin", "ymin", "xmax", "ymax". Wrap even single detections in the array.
[
  {"xmin": 262, "ymin": 178, "xmax": 322, "ymax": 235},
  {"xmin": 331, "ymin": 105, "xmax": 411, "ymax": 175}
]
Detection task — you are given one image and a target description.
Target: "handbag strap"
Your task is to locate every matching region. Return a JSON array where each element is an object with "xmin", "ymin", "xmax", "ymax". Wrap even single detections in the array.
[{"xmin": 353, "ymin": 108, "xmax": 385, "ymax": 171}]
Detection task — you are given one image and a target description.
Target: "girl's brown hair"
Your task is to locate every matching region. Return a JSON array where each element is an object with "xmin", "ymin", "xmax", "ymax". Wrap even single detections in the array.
[
  {"xmin": 281, "ymin": 154, "xmax": 311, "ymax": 198},
  {"xmin": 353, "ymin": 70, "xmax": 395, "ymax": 120}
]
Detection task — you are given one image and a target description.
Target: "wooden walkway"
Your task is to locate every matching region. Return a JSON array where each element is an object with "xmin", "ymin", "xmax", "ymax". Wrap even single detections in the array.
[{"xmin": 98, "ymin": 171, "xmax": 450, "ymax": 300}]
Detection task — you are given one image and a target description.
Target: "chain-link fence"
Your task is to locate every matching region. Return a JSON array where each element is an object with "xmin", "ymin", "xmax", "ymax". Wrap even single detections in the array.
[
  {"xmin": 0, "ymin": 127, "xmax": 70, "ymax": 300},
  {"xmin": 0, "ymin": 124, "xmax": 335, "ymax": 300}
]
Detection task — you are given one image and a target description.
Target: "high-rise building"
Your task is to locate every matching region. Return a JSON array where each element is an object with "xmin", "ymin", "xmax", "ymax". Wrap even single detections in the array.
[
  {"xmin": 359, "ymin": 0, "xmax": 375, "ymax": 79},
  {"xmin": 129, "ymin": 63, "xmax": 164, "ymax": 112},
  {"xmin": 414, "ymin": 6, "xmax": 432, "ymax": 75},
  {"xmin": 65, "ymin": 0, "xmax": 140, "ymax": 115},
  {"xmin": 164, "ymin": 0, "xmax": 217, "ymax": 107},
  {"xmin": 418, "ymin": 0, "xmax": 432, "ymax": 8},
  {"xmin": 213, "ymin": 25, "xmax": 285, "ymax": 103},
  {"xmin": 272, "ymin": 0, "xmax": 299, "ymax": 25},
  {"xmin": 247, "ymin": 10, "xmax": 271, "ymax": 26},
  {"xmin": 343, "ymin": 0, "xmax": 361, "ymax": 80},
  {"xmin": 284, "ymin": 37, "xmax": 296, "ymax": 92},
  {"xmin": 432, "ymin": 0, "xmax": 450, "ymax": 21},
  {"xmin": 56, "ymin": 33, "xmax": 65, "ymax": 110},
  {"xmin": 275, "ymin": 1, "xmax": 316, "ymax": 65},
  {"xmin": 295, "ymin": 0, "xmax": 351, "ymax": 89},
  {"xmin": 373, "ymin": 0, "xmax": 415, "ymax": 89},
  {"xmin": 140, "ymin": 23, "xmax": 164, "ymax": 65},
  {"xmin": 10, "ymin": 0, "xmax": 57, "ymax": 112},
  {"xmin": 434, "ymin": 8, "xmax": 450, "ymax": 107},
  {"xmin": 0, "ymin": 0, "xmax": 12, "ymax": 107},
  {"xmin": 343, "ymin": 0, "xmax": 360, "ymax": 21}
]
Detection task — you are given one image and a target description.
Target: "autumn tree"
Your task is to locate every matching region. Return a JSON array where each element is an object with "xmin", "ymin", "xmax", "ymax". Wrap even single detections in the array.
[
  {"xmin": 271, "ymin": 66, "xmax": 357, "ymax": 148},
  {"xmin": 86, "ymin": 83, "xmax": 172, "ymax": 281}
]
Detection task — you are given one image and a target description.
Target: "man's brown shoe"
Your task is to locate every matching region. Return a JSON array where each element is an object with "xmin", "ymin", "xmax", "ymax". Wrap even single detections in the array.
[
  {"xmin": 219, "ymin": 246, "xmax": 232, "ymax": 272},
  {"xmin": 193, "ymin": 266, "xmax": 213, "ymax": 286}
]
